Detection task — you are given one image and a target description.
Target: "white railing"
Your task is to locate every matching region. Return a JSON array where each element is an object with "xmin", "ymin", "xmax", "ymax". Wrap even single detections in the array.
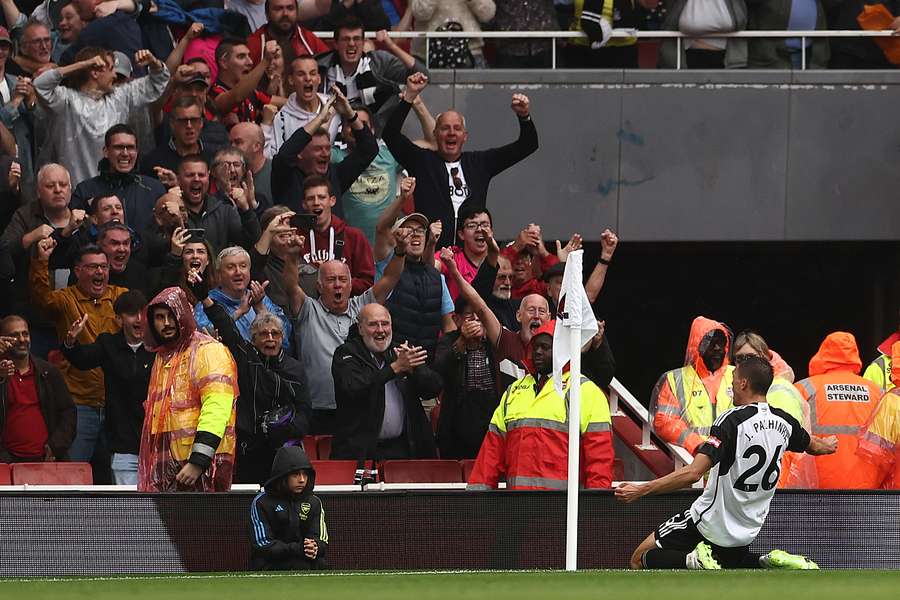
[
  {"xmin": 609, "ymin": 376, "xmax": 701, "ymax": 487},
  {"xmin": 320, "ymin": 29, "xmax": 899, "ymax": 70}
]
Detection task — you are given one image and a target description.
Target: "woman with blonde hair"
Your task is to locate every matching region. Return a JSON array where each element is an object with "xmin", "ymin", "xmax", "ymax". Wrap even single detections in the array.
[{"xmin": 727, "ymin": 330, "xmax": 814, "ymax": 488}]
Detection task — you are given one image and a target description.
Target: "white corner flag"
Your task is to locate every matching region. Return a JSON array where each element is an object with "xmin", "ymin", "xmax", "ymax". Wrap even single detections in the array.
[
  {"xmin": 552, "ymin": 249, "xmax": 598, "ymax": 572},
  {"xmin": 553, "ymin": 250, "xmax": 599, "ymax": 396}
]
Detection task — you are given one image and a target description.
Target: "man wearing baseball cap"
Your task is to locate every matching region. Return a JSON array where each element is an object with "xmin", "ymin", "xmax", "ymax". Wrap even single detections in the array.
[
  {"xmin": 153, "ymin": 63, "xmax": 228, "ymax": 157},
  {"xmin": 374, "ymin": 187, "xmax": 455, "ymax": 360}
]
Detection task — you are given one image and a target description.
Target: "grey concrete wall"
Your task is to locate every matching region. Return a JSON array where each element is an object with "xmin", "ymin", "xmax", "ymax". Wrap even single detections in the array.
[{"xmin": 400, "ymin": 70, "xmax": 900, "ymax": 241}]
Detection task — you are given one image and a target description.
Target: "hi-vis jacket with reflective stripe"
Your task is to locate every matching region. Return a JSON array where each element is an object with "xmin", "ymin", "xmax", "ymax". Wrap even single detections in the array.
[
  {"xmin": 856, "ymin": 341, "xmax": 900, "ymax": 490},
  {"xmin": 862, "ymin": 331, "xmax": 898, "ymax": 394},
  {"xmin": 138, "ymin": 287, "xmax": 238, "ymax": 493},
  {"xmin": 788, "ymin": 331, "xmax": 882, "ymax": 489},
  {"xmin": 651, "ymin": 316, "xmax": 731, "ymax": 455},
  {"xmin": 857, "ymin": 390, "xmax": 900, "ymax": 490},
  {"xmin": 467, "ymin": 371, "xmax": 614, "ymax": 490}
]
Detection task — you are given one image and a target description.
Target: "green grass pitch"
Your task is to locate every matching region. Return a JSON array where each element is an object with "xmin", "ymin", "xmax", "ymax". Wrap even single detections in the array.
[{"xmin": 2, "ymin": 570, "xmax": 899, "ymax": 600}]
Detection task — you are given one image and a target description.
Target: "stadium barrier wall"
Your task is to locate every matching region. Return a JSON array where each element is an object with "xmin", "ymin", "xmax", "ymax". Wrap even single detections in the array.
[
  {"xmin": 412, "ymin": 70, "xmax": 900, "ymax": 242},
  {"xmin": 1, "ymin": 490, "xmax": 898, "ymax": 576}
]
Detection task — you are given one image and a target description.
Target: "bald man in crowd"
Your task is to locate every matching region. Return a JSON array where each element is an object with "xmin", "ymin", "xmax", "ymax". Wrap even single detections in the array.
[
  {"xmin": 331, "ymin": 303, "xmax": 441, "ymax": 466},
  {"xmin": 229, "ymin": 122, "xmax": 273, "ymax": 208},
  {"xmin": 282, "ymin": 229, "xmax": 411, "ymax": 434},
  {"xmin": 382, "ymin": 72, "xmax": 538, "ymax": 249}
]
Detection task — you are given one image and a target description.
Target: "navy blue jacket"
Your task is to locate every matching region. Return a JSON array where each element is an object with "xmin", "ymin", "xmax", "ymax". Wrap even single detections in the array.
[{"xmin": 71, "ymin": 160, "xmax": 167, "ymax": 235}]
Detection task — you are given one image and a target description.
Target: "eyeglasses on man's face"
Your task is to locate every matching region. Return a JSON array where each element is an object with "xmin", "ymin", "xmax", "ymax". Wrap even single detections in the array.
[{"xmin": 463, "ymin": 221, "xmax": 491, "ymax": 231}]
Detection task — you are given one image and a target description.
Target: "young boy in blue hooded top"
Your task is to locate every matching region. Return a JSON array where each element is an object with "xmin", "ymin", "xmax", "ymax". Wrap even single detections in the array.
[{"xmin": 249, "ymin": 446, "xmax": 328, "ymax": 570}]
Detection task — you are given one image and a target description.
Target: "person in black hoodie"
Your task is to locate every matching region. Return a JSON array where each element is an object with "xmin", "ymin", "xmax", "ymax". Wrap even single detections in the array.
[
  {"xmin": 331, "ymin": 303, "xmax": 440, "ymax": 474},
  {"xmin": 195, "ymin": 276, "xmax": 311, "ymax": 485},
  {"xmin": 249, "ymin": 445, "xmax": 328, "ymax": 571},
  {"xmin": 60, "ymin": 290, "xmax": 152, "ymax": 483},
  {"xmin": 382, "ymin": 72, "xmax": 538, "ymax": 249}
]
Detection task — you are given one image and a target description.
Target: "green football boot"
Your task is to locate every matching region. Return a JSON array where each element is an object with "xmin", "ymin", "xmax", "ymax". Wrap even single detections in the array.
[
  {"xmin": 686, "ymin": 542, "xmax": 722, "ymax": 570},
  {"xmin": 760, "ymin": 549, "xmax": 819, "ymax": 570}
]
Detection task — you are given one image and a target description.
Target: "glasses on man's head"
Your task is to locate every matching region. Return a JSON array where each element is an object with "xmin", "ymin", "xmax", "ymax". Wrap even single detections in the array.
[
  {"xmin": 256, "ymin": 329, "xmax": 283, "ymax": 339},
  {"xmin": 339, "ymin": 35, "xmax": 363, "ymax": 43},
  {"xmin": 463, "ymin": 221, "xmax": 491, "ymax": 231},
  {"xmin": 406, "ymin": 226, "xmax": 427, "ymax": 236},
  {"xmin": 109, "ymin": 143, "xmax": 137, "ymax": 153},
  {"xmin": 450, "ymin": 167, "xmax": 463, "ymax": 191},
  {"xmin": 173, "ymin": 116, "xmax": 202, "ymax": 126}
]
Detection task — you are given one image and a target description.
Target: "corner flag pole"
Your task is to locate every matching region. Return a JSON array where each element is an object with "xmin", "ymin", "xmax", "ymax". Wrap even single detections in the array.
[
  {"xmin": 556, "ymin": 250, "xmax": 596, "ymax": 572},
  {"xmin": 565, "ymin": 321, "xmax": 582, "ymax": 572}
]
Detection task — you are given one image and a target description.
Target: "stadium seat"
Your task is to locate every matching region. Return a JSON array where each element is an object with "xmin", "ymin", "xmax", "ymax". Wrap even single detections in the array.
[
  {"xmin": 311, "ymin": 460, "xmax": 357, "ymax": 485},
  {"xmin": 613, "ymin": 458, "xmax": 624, "ymax": 481},
  {"xmin": 316, "ymin": 435, "xmax": 332, "ymax": 460},
  {"xmin": 302, "ymin": 436, "xmax": 318, "ymax": 460},
  {"xmin": 460, "ymin": 459, "xmax": 476, "ymax": 482},
  {"xmin": 11, "ymin": 462, "xmax": 93, "ymax": 485},
  {"xmin": 381, "ymin": 460, "xmax": 464, "ymax": 483},
  {"xmin": 0, "ymin": 463, "xmax": 10, "ymax": 485}
]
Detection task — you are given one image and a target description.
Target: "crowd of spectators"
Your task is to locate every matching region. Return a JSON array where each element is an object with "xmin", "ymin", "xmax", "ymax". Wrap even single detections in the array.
[
  {"xmin": 0, "ymin": 1, "xmax": 898, "ymax": 496},
  {"xmin": 246, "ymin": 1, "xmax": 900, "ymax": 70}
]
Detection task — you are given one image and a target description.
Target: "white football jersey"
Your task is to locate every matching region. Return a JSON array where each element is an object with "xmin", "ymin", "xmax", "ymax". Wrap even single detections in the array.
[{"xmin": 690, "ymin": 402, "xmax": 810, "ymax": 547}]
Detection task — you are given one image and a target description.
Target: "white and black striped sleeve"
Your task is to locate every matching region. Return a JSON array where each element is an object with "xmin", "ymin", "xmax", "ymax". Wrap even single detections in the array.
[{"xmin": 771, "ymin": 407, "xmax": 811, "ymax": 453}]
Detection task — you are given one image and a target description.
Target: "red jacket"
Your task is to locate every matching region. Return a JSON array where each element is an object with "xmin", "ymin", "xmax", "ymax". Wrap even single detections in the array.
[
  {"xmin": 247, "ymin": 25, "xmax": 331, "ymax": 66},
  {"xmin": 500, "ymin": 246, "xmax": 559, "ymax": 300},
  {"xmin": 299, "ymin": 215, "xmax": 375, "ymax": 296},
  {"xmin": 468, "ymin": 321, "xmax": 614, "ymax": 490}
]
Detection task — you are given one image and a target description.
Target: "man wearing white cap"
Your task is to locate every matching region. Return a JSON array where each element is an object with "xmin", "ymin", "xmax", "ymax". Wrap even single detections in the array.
[{"xmin": 373, "ymin": 180, "xmax": 454, "ymax": 359}]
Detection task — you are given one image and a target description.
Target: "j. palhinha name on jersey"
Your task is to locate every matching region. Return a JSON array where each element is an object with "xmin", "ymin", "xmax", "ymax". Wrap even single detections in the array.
[{"xmin": 750, "ymin": 419, "xmax": 791, "ymax": 441}]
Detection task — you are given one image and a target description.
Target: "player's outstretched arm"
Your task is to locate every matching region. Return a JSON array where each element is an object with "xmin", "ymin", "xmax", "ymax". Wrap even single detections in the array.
[
  {"xmin": 806, "ymin": 435, "xmax": 838, "ymax": 456},
  {"xmin": 615, "ymin": 454, "xmax": 713, "ymax": 504}
]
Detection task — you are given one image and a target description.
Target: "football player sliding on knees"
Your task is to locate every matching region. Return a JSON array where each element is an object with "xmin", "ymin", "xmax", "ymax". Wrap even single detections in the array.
[{"xmin": 616, "ymin": 355, "xmax": 837, "ymax": 570}]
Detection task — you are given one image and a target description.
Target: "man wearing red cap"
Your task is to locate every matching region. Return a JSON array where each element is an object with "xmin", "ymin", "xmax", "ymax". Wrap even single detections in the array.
[{"xmin": 467, "ymin": 320, "xmax": 614, "ymax": 490}]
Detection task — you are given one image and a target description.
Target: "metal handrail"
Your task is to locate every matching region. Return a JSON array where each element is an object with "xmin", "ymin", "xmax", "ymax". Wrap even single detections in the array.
[
  {"xmin": 609, "ymin": 377, "xmax": 701, "ymax": 486},
  {"xmin": 319, "ymin": 28, "xmax": 898, "ymax": 70},
  {"xmin": 318, "ymin": 29, "xmax": 898, "ymax": 39}
]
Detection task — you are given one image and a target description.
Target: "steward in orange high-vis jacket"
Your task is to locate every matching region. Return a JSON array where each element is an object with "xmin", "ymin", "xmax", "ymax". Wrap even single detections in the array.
[
  {"xmin": 787, "ymin": 331, "xmax": 882, "ymax": 489},
  {"xmin": 650, "ymin": 316, "xmax": 732, "ymax": 455},
  {"xmin": 466, "ymin": 320, "xmax": 614, "ymax": 491}
]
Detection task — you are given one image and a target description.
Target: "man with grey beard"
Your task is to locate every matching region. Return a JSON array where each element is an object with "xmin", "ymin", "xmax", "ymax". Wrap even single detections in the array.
[
  {"xmin": 0, "ymin": 315, "xmax": 76, "ymax": 462},
  {"xmin": 330, "ymin": 303, "xmax": 441, "ymax": 480},
  {"xmin": 471, "ymin": 244, "xmax": 519, "ymax": 333}
]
